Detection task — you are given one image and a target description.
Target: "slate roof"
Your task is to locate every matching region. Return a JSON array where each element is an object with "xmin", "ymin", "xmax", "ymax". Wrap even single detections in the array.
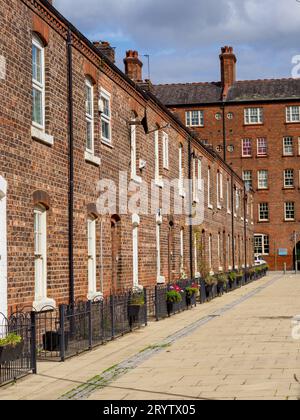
[{"xmin": 153, "ymin": 78, "xmax": 300, "ymax": 105}]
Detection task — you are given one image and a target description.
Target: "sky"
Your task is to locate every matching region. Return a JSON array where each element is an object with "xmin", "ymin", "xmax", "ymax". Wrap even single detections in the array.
[{"xmin": 54, "ymin": 0, "xmax": 300, "ymax": 84}]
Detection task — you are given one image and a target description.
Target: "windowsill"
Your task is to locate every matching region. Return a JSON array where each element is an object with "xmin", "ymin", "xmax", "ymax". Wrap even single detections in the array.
[
  {"xmin": 283, "ymin": 187, "xmax": 295, "ymax": 190},
  {"xmin": 258, "ymin": 220, "xmax": 269, "ymax": 223},
  {"xmin": 157, "ymin": 276, "xmax": 166, "ymax": 285},
  {"xmin": 241, "ymin": 156, "xmax": 253, "ymax": 159},
  {"xmin": 282, "ymin": 155, "xmax": 294, "ymax": 158},
  {"xmin": 208, "ymin": 204, "xmax": 213, "ymax": 210},
  {"xmin": 227, "ymin": 210, "xmax": 232, "ymax": 215},
  {"xmin": 101, "ymin": 139, "xmax": 113, "ymax": 148},
  {"xmin": 285, "ymin": 121, "xmax": 300, "ymax": 125},
  {"xmin": 217, "ymin": 204, "xmax": 222, "ymax": 210},
  {"xmin": 84, "ymin": 150, "xmax": 101, "ymax": 167},
  {"xmin": 195, "ymin": 272, "xmax": 201, "ymax": 279},
  {"xmin": 284, "ymin": 219, "xmax": 295, "ymax": 222},
  {"xmin": 155, "ymin": 179, "xmax": 164, "ymax": 189},
  {"xmin": 193, "ymin": 197, "xmax": 200, "ymax": 204},
  {"xmin": 256, "ymin": 155, "xmax": 268, "ymax": 158},
  {"xmin": 257, "ymin": 188, "xmax": 269, "ymax": 192},
  {"xmin": 243, "ymin": 123, "xmax": 263, "ymax": 127},
  {"xmin": 33, "ymin": 297, "xmax": 56, "ymax": 312},
  {"xmin": 131, "ymin": 175, "xmax": 143, "ymax": 185},
  {"xmin": 87, "ymin": 291, "xmax": 104, "ymax": 301},
  {"xmin": 31, "ymin": 126, "xmax": 54, "ymax": 146},
  {"xmin": 179, "ymin": 189, "xmax": 186, "ymax": 198}
]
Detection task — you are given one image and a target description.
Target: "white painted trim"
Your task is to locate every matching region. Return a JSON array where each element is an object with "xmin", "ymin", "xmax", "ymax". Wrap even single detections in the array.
[
  {"xmin": 31, "ymin": 126, "xmax": 54, "ymax": 146},
  {"xmin": 0, "ymin": 176, "xmax": 7, "ymax": 318}
]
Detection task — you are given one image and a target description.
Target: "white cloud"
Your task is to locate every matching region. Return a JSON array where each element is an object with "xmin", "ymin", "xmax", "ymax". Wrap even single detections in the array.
[{"xmin": 54, "ymin": 0, "xmax": 300, "ymax": 82}]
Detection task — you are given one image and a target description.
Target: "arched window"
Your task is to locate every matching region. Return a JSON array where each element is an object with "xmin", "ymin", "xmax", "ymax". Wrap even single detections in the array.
[{"xmin": 32, "ymin": 35, "xmax": 45, "ymax": 129}]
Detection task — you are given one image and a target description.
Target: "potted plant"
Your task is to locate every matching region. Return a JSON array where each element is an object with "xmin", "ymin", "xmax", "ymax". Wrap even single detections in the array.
[
  {"xmin": 42, "ymin": 329, "xmax": 69, "ymax": 352},
  {"xmin": 216, "ymin": 273, "xmax": 228, "ymax": 296},
  {"xmin": 185, "ymin": 286, "xmax": 198, "ymax": 307},
  {"xmin": 236, "ymin": 270, "xmax": 244, "ymax": 287},
  {"xmin": 0, "ymin": 333, "xmax": 23, "ymax": 364},
  {"xmin": 228, "ymin": 271, "xmax": 237, "ymax": 290},
  {"xmin": 166, "ymin": 290, "xmax": 182, "ymax": 316},
  {"xmin": 128, "ymin": 292, "xmax": 145, "ymax": 320},
  {"xmin": 205, "ymin": 275, "xmax": 217, "ymax": 300}
]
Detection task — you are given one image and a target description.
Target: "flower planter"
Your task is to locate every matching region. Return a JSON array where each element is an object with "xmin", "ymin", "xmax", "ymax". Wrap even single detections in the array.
[
  {"xmin": 42, "ymin": 331, "xmax": 69, "ymax": 352},
  {"xmin": 128, "ymin": 304, "xmax": 141, "ymax": 320},
  {"xmin": 167, "ymin": 301, "xmax": 174, "ymax": 316},
  {"xmin": 0, "ymin": 342, "xmax": 23, "ymax": 364},
  {"xmin": 205, "ymin": 284, "xmax": 213, "ymax": 300},
  {"xmin": 217, "ymin": 283, "xmax": 224, "ymax": 296}
]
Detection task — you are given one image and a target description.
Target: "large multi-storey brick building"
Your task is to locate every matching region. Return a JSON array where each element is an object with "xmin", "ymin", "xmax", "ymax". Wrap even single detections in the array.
[
  {"xmin": 154, "ymin": 46, "xmax": 300, "ymax": 271},
  {"xmin": 0, "ymin": 0, "xmax": 253, "ymax": 316}
]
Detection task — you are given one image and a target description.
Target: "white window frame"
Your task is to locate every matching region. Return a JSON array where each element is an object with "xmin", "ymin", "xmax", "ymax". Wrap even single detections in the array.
[
  {"xmin": 130, "ymin": 119, "xmax": 141, "ymax": 183},
  {"xmin": 284, "ymin": 169, "xmax": 294, "ymax": 188},
  {"xmin": 178, "ymin": 144, "xmax": 185, "ymax": 196},
  {"xmin": 286, "ymin": 106, "xmax": 300, "ymax": 123},
  {"xmin": 156, "ymin": 213, "xmax": 165, "ymax": 284},
  {"xmin": 132, "ymin": 214, "xmax": 140, "ymax": 288},
  {"xmin": 154, "ymin": 130, "xmax": 162, "ymax": 186},
  {"xmin": 258, "ymin": 203, "xmax": 269, "ymax": 222},
  {"xmin": 85, "ymin": 78, "xmax": 94, "ymax": 153},
  {"xmin": 162, "ymin": 132, "xmax": 169, "ymax": 170},
  {"xmin": 185, "ymin": 110, "xmax": 204, "ymax": 127},
  {"xmin": 180, "ymin": 228, "xmax": 184, "ymax": 272},
  {"xmin": 100, "ymin": 88, "xmax": 112, "ymax": 144},
  {"xmin": 227, "ymin": 179, "xmax": 231, "ymax": 214},
  {"xmin": 285, "ymin": 202, "xmax": 295, "ymax": 221},
  {"xmin": 208, "ymin": 234, "xmax": 213, "ymax": 271},
  {"xmin": 283, "ymin": 137, "xmax": 293, "ymax": 156},
  {"xmin": 197, "ymin": 158, "xmax": 203, "ymax": 191},
  {"xmin": 208, "ymin": 167, "xmax": 213, "ymax": 209},
  {"xmin": 257, "ymin": 138, "xmax": 267, "ymax": 156},
  {"xmin": 32, "ymin": 35, "xmax": 45, "ymax": 130},
  {"xmin": 192, "ymin": 156, "xmax": 198, "ymax": 203},
  {"xmin": 254, "ymin": 234, "xmax": 269, "ymax": 256},
  {"xmin": 258, "ymin": 170, "xmax": 268, "ymax": 190},
  {"xmin": 244, "ymin": 108, "xmax": 263, "ymax": 125},
  {"xmin": 242, "ymin": 138, "xmax": 252, "ymax": 157},
  {"xmin": 243, "ymin": 170, "xmax": 252, "ymax": 190},
  {"xmin": 87, "ymin": 217, "xmax": 97, "ymax": 299}
]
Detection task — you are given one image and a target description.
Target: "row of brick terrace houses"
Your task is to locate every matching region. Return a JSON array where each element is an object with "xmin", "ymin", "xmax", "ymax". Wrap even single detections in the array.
[
  {"xmin": 0, "ymin": 0, "xmax": 253, "ymax": 315},
  {"xmin": 153, "ymin": 47, "xmax": 300, "ymax": 271}
]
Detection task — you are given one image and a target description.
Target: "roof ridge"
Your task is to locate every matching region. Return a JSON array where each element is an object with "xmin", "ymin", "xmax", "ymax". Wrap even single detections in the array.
[
  {"xmin": 235, "ymin": 77, "xmax": 300, "ymax": 83},
  {"xmin": 154, "ymin": 81, "xmax": 221, "ymax": 87}
]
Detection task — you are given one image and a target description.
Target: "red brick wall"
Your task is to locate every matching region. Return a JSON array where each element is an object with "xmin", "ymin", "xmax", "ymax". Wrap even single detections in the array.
[{"xmin": 0, "ymin": 0, "xmax": 253, "ymax": 313}]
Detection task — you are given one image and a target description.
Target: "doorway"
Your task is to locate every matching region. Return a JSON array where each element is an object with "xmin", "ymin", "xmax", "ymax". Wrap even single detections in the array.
[
  {"xmin": 293, "ymin": 241, "xmax": 300, "ymax": 271},
  {"xmin": 0, "ymin": 176, "xmax": 7, "ymax": 317}
]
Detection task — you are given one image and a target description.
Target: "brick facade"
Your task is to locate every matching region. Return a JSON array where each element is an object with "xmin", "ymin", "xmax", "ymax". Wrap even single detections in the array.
[
  {"xmin": 154, "ymin": 48, "xmax": 300, "ymax": 271},
  {"xmin": 0, "ymin": 0, "xmax": 253, "ymax": 314}
]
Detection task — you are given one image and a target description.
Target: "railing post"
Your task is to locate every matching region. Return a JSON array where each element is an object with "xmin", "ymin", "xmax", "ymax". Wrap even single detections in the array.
[
  {"xmin": 144, "ymin": 287, "xmax": 148, "ymax": 326},
  {"xmin": 30, "ymin": 311, "xmax": 37, "ymax": 374},
  {"xmin": 59, "ymin": 304, "xmax": 65, "ymax": 362},
  {"xmin": 110, "ymin": 294, "xmax": 115, "ymax": 339},
  {"xmin": 88, "ymin": 301, "xmax": 92, "ymax": 349},
  {"xmin": 155, "ymin": 285, "xmax": 159, "ymax": 321}
]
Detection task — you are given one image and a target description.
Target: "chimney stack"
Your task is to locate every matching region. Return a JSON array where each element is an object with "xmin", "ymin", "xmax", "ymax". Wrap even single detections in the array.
[
  {"xmin": 124, "ymin": 50, "xmax": 143, "ymax": 82},
  {"xmin": 220, "ymin": 46, "xmax": 237, "ymax": 98},
  {"xmin": 93, "ymin": 41, "xmax": 116, "ymax": 63}
]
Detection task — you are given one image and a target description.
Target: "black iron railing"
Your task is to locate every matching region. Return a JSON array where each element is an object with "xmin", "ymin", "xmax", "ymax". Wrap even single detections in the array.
[{"xmin": 0, "ymin": 312, "xmax": 36, "ymax": 386}]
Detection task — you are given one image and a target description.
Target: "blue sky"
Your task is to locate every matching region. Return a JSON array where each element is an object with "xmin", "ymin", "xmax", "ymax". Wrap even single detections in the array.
[{"xmin": 54, "ymin": 0, "xmax": 300, "ymax": 84}]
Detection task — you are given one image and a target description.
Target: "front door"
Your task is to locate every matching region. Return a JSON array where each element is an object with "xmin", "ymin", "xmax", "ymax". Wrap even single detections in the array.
[{"xmin": 0, "ymin": 177, "xmax": 7, "ymax": 317}]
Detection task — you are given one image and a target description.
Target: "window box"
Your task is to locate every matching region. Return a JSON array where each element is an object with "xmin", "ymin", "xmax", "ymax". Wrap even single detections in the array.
[{"xmin": 0, "ymin": 339, "xmax": 23, "ymax": 364}]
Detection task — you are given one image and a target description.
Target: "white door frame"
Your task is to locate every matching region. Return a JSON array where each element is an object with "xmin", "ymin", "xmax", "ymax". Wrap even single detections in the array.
[{"xmin": 0, "ymin": 176, "xmax": 7, "ymax": 318}]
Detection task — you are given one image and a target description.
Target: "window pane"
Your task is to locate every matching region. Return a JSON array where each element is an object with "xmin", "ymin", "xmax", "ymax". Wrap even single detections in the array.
[
  {"xmin": 86, "ymin": 84, "xmax": 92, "ymax": 116},
  {"xmin": 32, "ymin": 88, "xmax": 43, "ymax": 126},
  {"xmin": 257, "ymin": 138, "xmax": 267, "ymax": 156},
  {"xmin": 32, "ymin": 44, "xmax": 42, "ymax": 83},
  {"xmin": 102, "ymin": 119, "xmax": 110, "ymax": 141},
  {"xmin": 102, "ymin": 97, "xmax": 110, "ymax": 118},
  {"xmin": 86, "ymin": 121, "xmax": 93, "ymax": 150}
]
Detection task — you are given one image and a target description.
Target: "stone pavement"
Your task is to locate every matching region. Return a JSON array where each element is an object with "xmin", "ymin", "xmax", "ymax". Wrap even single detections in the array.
[{"xmin": 1, "ymin": 272, "xmax": 300, "ymax": 400}]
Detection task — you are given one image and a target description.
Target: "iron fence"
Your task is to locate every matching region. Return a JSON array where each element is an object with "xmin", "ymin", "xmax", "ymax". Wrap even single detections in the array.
[
  {"xmin": 35, "ymin": 289, "xmax": 148, "ymax": 361},
  {"xmin": 151, "ymin": 279, "xmax": 199, "ymax": 321},
  {"xmin": 0, "ymin": 311, "xmax": 36, "ymax": 386}
]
